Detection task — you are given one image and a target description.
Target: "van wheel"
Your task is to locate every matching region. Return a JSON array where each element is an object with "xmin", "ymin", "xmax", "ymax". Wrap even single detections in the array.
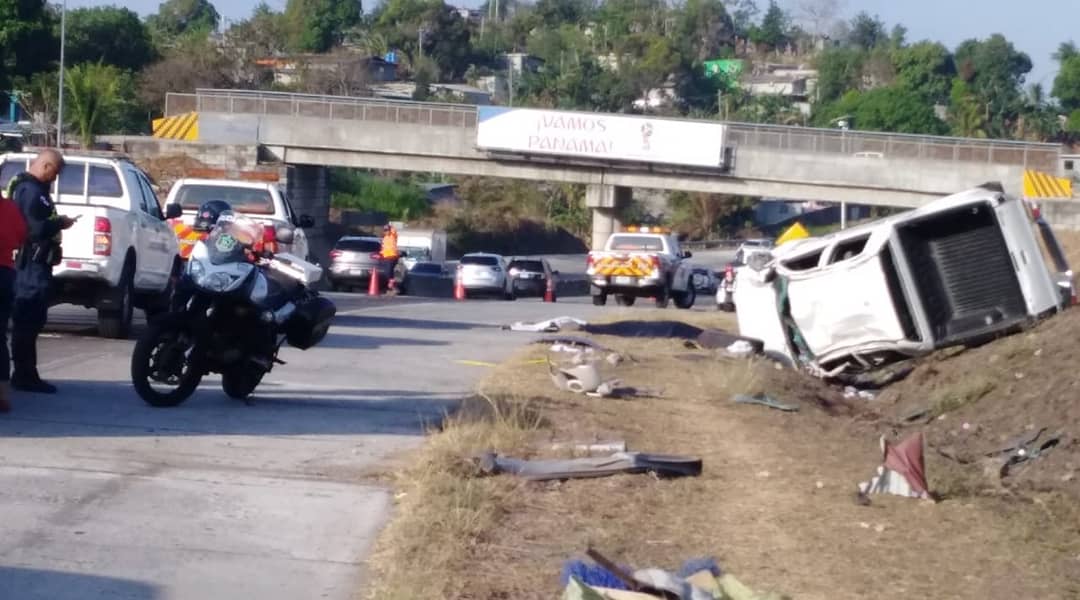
[
  {"xmin": 592, "ymin": 293, "xmax": 607, "ymax": 306},
  {"xmin": 99, "ymin": 261, "xmax": 135, "ymax": 339},
  {"xmin": 615, "ymin": 295, "xmax": 636, "ymax": 307}
]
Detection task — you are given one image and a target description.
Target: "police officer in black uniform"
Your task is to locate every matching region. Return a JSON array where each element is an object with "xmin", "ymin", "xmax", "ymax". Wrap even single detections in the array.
[{"xmin": 9, "ymin": 149, "xmax": 77, "ymax": 394}]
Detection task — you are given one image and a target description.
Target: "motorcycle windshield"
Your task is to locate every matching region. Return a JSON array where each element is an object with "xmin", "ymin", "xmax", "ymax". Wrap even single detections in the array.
[{"xmin": 204, "ymin": 213, "xmax": 265, "ymax": 266}]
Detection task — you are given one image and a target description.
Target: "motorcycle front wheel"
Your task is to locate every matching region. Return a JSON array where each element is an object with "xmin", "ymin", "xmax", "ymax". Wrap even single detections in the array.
[
  {"xmin": 131, "ymin": 317, "xmax": 204, "ymax": 407},
  {"xmin": 221, "ymin": 366, "xmax": 266, "ymax": 400}
]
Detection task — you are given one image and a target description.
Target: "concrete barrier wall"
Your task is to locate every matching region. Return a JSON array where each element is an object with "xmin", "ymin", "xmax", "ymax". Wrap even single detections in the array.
[{"xmin": 1038, "ymin": 199, "xmax": 1080, "ymax": 230}]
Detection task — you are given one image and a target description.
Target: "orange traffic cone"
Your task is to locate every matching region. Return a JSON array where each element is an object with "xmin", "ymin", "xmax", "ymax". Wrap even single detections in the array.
[
  {"xmin": 543, "ymin": 275, "xmax": 556, "ymax": 303},
  {"xmin": 454, "ymin": 269, "xmax": 466, "ymax": 301},
  {"xmin": 368, "ymin": 268, "xmax": 382, "ymax": 296}
]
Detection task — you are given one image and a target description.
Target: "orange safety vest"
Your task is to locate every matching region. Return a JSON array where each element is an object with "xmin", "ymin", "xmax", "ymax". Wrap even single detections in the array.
[
  {"xmin": 171, "ymin": 219, "xmax": 208, "ymax": 260},
  {"xmin": 380, "ymin": 229, "xmax": 398, "ymax": 259}
]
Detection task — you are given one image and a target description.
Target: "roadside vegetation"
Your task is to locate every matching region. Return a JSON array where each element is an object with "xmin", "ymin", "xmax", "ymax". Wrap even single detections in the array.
[{"xmin": 367, "ymin": 307, "xmax": 1080, "ymax": 598}]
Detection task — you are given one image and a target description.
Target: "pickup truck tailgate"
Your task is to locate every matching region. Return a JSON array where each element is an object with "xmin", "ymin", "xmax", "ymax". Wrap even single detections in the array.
[
  {"xmin": 56, "ymin": 205, "xmax": 104, "ymax": 260},
  {"xmin": 590, "ymin": 253, "xmax": 658, "ymax": 277}
]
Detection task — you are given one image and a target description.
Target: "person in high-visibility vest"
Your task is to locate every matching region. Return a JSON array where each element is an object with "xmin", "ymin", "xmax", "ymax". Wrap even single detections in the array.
[{"xmin": 380, "ymin": 224, "xmax": 400, "ymax": 289}]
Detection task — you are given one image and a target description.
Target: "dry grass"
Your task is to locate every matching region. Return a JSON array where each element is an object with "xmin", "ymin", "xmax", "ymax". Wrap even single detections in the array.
[{"xmin": 367, "ymin": 314, "xmax": 1080, "ymax": 599}]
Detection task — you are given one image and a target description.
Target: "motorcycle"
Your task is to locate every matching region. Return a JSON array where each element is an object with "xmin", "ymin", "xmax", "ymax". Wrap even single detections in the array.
[
  {"xmin": 716, "ymin": 263, "xmax": 737, "ymax": 312},
  {"xmin": 131, "ymin": 211, "xmax": 336, "ymax": 407}
]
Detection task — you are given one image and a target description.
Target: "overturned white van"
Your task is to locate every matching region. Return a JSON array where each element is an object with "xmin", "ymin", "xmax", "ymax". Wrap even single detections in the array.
[{"xmin": 735, "ymin": 183, "xmax": 1074, "ymax": 374}]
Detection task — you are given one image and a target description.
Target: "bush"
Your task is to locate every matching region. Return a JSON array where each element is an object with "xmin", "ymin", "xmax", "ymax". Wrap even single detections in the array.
[{"xmin": 329, "ymin": 169, "xmax": 431, "ymax": 221}]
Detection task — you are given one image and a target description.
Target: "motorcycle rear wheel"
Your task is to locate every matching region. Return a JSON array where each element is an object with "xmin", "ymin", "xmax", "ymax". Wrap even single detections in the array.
[{"xmin": 131, "ymin": 318, "xmax": 204, "ymax": 407}]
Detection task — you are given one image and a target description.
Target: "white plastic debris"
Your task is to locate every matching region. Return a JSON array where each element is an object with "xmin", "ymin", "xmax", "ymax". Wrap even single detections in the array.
[
  {"xmin": 725, "ymin": 339, "xmax": 755, "ymax": 358},
  {"xmin": 507, "ymin": 316, "xmax": 587, "ymax": 332}
]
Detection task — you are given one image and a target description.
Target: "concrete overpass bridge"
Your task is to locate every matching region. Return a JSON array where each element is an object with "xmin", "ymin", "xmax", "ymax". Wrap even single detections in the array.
[{"xmin": 159, "ymin": 88, "xmax": 1065, "ymax": 248}]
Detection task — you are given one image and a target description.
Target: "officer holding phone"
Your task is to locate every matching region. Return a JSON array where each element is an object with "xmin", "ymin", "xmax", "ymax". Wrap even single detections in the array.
[{"xmin": 9, "ymin": 149, "xmax": 77, "ymax": 394}]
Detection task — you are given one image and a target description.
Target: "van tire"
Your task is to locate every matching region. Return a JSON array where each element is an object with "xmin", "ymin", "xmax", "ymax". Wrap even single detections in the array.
[{"xmin": 99, "ymin": 260, "xmax": 135, "ymax": 339}]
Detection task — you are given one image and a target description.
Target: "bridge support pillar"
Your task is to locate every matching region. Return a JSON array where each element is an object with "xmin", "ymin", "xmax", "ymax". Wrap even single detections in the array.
[
  {"xmin": 586, "ymin": 184, "xmax": 632, "ymax": 250},
  {"xmin": 283, "ymin": 164, "xmax": 332, "ymax": 273}
]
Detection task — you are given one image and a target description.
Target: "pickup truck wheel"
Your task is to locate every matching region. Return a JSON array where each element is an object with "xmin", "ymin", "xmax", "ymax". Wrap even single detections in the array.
[
  {"xmin": 674, "ymin": 285, "xmax": 696, "ymax": 309},
  {"xmin": 99, "ymin": 263, "xmax": 135, "ymax": 339},
  {"xmin": 592, "ymin": 293, "xmax": 607, "ymax": 306},
  {"xmin": 615, "ymin": 295, "xmax": 636, "ymax": 307}
]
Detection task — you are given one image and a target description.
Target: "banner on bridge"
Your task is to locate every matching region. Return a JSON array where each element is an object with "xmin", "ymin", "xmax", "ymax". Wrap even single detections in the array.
[{"xmin": 476, "ymin": 107, "xmax": 728, "ymax": 169}]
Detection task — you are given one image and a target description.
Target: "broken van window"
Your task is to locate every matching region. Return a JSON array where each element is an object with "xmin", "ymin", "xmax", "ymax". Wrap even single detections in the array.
[
  {"xmin": 829, "ymin": 235, "xmax": 870, "ymax": 264},
  {"xmin": 782, "ymin": 251, "xmax": 823, "ymax": 271}
]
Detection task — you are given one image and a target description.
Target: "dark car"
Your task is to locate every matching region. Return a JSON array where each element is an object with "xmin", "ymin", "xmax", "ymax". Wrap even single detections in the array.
[
  {"xmin": 327, "ymin": 236, "xmax": 394, "ymax": 292},
  {"xmin": 399, "ymin": 261, "xmax": 447, "ymax": 295},
  {"xmin": 508, "ymin": 258, "xmax": 558, "ymax": 299}
]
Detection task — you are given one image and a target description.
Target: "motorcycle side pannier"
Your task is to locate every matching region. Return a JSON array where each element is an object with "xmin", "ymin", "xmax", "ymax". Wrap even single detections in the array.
[{"xmin": 286, "ymin": 296, "xmax": 336, "ymax": 349}]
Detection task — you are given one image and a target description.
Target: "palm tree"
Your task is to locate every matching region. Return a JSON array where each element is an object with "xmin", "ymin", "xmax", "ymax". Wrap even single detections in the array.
[
  {"xmin": 1053, "ymin": 41, "xmax": 1078, "ymax": 62},
  {"xmin": 65, "ymin": 62, "xmax": 123, "ymax": 148}
]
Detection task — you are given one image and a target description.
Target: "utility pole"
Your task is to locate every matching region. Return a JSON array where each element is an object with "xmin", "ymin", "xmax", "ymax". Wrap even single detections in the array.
[{"xmin": 56, "ymin": 0, "xmax": 67, "ymax": 147}]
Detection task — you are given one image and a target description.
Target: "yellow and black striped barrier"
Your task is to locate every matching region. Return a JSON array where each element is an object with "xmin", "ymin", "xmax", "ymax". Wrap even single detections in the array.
[
  {"xmin": 152, "ymin": 111, "xmax": 199, "ymax": 141},
  {"xmin": 1023, "ymin": 169, "xmax": 1073, "ymax": 200}
]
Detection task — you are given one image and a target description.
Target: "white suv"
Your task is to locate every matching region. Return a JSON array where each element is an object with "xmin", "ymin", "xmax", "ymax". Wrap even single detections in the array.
[
  {"xmin": 457, "ymin": 253, "xmax": 516, "ymax": 300},
  {"xmin": 0, "ymin": 151, "xmax": 182, "ymax": 338}
]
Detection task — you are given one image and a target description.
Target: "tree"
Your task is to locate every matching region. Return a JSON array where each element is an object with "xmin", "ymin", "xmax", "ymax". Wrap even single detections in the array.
[
  {"xmin": 226, "ymin": 3, "xmax": 291, "ymax": 59},
  {"xmin": 673, "ymin": 0, "xmax": 734, "ymax": 63},
  {"xmin": 0, "ymin": 0, "xmax": 58, "ymax": 91},
  {"xmin": 727, "ymin": 0, "xmax": 759, "ymax": 36},
  {"xmin": 816, "ymin": 86, "xmax": 949, "ymax": 135},
  {"xmin": 64, "ymin": 7, "xmax": 157, "ymax": 72},
  {"xmin": 892, "ymin": 41, "xmax": 955, "ymax": 104},
  {"xmin": 147, "ymin": 0, "xmax": 220, "ymax": 38},
  {"xmin": 954, "ymin": 34, "xmax": 1032, "ymax": 135},
  {"xmin": 795, "ymin": 0, "xmax": 842, "ymax": 37},
  {"xmin": 814, "ymin": 47, "xmax": 863, "ymax": 104},
  {"xmin": 138, "ymin": 33, "xmax": 233, "ymax": 110},
  {"xmin": 296, "ymin": 50, "xmax": 370, "ymax": 96},
  {"xmin": 1016, "ymin": 83, "xmax": 1060, "ymax": 141},
  {"xmin": 533, "ymin": 0, "xmax": 590, "ymax": 28},
  {"xmin": 847, "ymin": 11, "xmax": 886, "ymax": 50},
  {"xmin": 64, "ymin": 62, "xmax": 124, "ymax": 147},
  {"xmin": 1053, "ymin": 52, "xmax": 1080, "ymax": 113},
  {"xmin": 948, "ymin": 79, "xmax": 988, "ymax": 138},
  {"xmin": 421, "ymin": 5, "xmax": 472, "ymax": 79},
  {"xmin": 412, "ymin": 59, "xmax": 434, "ymax": 100},
  {"xmin": 1053, "ymin": 41, "xmax": 1078, "ymax": 62},
  {"xmin": 749, "ymin": 1, "xmax": 788, "ymax": 50},
  {"xmin": 284, "ymin": 0, "xmax": 362, "ymax": 53}
]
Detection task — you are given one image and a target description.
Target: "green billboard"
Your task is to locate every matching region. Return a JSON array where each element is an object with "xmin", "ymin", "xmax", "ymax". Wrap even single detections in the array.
[{"xmin": 703, "ymin": 59, "xmax": 744, "ymax": 90}]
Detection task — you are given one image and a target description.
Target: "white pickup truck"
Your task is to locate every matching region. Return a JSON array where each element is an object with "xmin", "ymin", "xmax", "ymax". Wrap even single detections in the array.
[
  {"xmin": 164, "ymin": 178, "xmax": 315, "ymax": 261},
  {"xmin": 0, "ymin": 151, "xmax": 182, "ymax": 338},
  {"xmin": 586, "ymin": 227, "xmax": 697, "ymax": 308},
  {"xmin": 735, "ymin": 183, "xmax": 1074, "ymax": 374}
]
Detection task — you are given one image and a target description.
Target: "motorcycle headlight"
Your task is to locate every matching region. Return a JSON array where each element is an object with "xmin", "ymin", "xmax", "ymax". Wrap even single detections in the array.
[
  {"xmin": 192, "ymin": 263, "xmax": 252, "ymax": 293},
  {"xmin": 199, "ymin": 271, "xmax": 241, "ymax": 292}
]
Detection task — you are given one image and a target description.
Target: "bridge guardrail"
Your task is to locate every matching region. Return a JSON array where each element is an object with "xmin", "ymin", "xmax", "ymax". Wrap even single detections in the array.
[{"xmin": 165, "ymin": 90, "xmax": 1061, "ymax": 171}]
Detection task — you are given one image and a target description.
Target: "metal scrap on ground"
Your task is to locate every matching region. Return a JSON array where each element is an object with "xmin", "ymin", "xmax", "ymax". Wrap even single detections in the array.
[{"xmin": 473, "ymin": 451, "xmax": 703, "ymax": 481}]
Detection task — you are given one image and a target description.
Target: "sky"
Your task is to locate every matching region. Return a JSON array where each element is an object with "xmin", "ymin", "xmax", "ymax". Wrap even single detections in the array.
[{"xmin": 63, "ymin": 0, "xmax": 1074, "ymax": 91}]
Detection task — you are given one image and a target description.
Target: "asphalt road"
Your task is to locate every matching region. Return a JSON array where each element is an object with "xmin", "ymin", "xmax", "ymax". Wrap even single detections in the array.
[{"xmin": 0, "ymin": 293, "xmax": 651, "ymax": 600}]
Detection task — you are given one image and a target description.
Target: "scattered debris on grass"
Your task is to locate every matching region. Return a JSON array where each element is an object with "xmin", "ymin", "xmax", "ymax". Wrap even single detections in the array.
[
  {"xmin": 856, "ymin": 432, "xmax": 933, "ymax": 502},
  {"xmin": 732, "ymin": 393, "xmax": 799, "ymax": 413},
  {"xmin": 474, "ymin": 451, "xmax": 703, "ymax": 481}
]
